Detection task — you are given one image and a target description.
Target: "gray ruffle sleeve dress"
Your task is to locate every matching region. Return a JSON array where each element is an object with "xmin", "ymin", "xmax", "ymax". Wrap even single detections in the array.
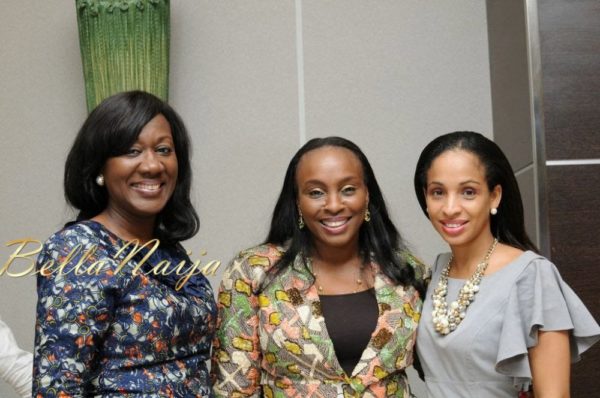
[{"xmin": 416, "ymin": 251, "xmax": 600, "ymax": 397}]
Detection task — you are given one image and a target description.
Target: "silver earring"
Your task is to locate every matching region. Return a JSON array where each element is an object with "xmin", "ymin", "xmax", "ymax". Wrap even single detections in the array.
[
  {"xmin": 96, "ymin": 174, "xmax": 105, "ymax": 186},
  {"xmin": 490, "ymin": 208, "xmax": 498, "ymax": 215}
]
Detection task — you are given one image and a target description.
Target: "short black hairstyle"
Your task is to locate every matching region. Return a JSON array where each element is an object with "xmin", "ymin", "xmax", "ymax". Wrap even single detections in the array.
[
  {"xmin": 413, "ymin": 131, "xmax": 537, "ymax": 252},
  {"xmin": 64, "ymin": 90, "xmax": 199, "ymax": 244},
  {"xmin": 265, "ymin": 136, "xmax": 420, "ymax": 291}
]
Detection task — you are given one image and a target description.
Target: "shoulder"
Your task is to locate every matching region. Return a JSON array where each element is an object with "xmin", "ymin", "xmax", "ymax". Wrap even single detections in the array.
[
  {"xmin": 221, "ymin": 243, "xmax": 287, "ymax": 282},
  {"xmin": 512, "ymin": 251, "xmax": 558, "ymax": 280},
  {"xmin": 504, "ymin": 251, "xmax": 569, "ymax": 302},
  {"xmin": 42, "ymin": 220, "xmax": 111, "ymax": 252},
  {"xmin": 399, "ymin": 250, "xmax": 431, "ymax": 283},
  {"xmin": 237, "ymin": 243, "xmax": 286, "ymax": 268},
  {"xmin": 36, "ymin": 221, "xmax": 128, "ymax": 287}
]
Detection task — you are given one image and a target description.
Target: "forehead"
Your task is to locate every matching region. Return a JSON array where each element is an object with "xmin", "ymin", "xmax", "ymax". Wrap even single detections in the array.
[
  {"xmin": 427, "ymin": 149, "xmax": 486, "ymax": 181},
  {"xmin": 136, "ymin": 114, "xmax": 173, "ymax": 139},
  {"xmin": 296, "ymin": 146, "xmax": 363, "ymax": 180}
]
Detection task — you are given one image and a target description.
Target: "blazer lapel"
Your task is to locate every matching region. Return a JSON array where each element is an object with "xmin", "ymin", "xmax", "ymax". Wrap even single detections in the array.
[{"xmin": 351, "ymin": 268, "xmax": 421, "ymax": 387}]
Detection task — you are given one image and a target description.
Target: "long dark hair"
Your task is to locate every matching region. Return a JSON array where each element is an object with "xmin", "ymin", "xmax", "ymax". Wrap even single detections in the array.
[
  {"xmin": 265, "ymin": 136, "xmax": 420, "ymax": 292},
  {"xmin": 64, "ymin": 90, "xmax": 199, "ymax": 244},
  {"xmin": 413, "ymin": 131, "xmax": 538, "ymax": 252}
]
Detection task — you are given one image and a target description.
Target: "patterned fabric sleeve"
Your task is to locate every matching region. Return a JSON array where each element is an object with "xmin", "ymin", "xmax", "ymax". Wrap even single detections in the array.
[
  {"xmin": 401, "ymin": 251, "xmax": 431, "ymax": 287},
  {"xmin": 33, "ymin": 227, "xmax": 126, "ymax": 396},
  {"xmin": 400, "ymin": 250, "xmax": 430, "ymax": 382},
  {"xmin": 211, "ymin": 249, "xmax": 267, "ymax": 398}
]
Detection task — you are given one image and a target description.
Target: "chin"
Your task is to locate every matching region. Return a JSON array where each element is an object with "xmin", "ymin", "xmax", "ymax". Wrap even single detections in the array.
[{"xmin": 131, "ymin": 207, "xmax": 165, "ymax": 219}]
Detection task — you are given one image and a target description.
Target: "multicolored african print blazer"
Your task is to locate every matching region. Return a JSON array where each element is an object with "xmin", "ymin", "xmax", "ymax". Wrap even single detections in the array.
[{"xmin": 211, "ymin": 244, "xmax": 429, "ymax": 398}]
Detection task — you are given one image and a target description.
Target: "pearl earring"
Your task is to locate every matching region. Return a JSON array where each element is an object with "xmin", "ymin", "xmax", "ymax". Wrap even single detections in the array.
[
  {"xmin": 96, "ymin": 175, "xmax": 105, "ymax": 186},
  {"xmin": 490, "ymin": 208, "xmax": 498, "ymax": 215}
]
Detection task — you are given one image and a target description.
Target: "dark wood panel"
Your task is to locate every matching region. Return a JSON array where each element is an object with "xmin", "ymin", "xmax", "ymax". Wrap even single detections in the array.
[
  {"xmin": 539, "ymin": 0, "xmax": 600, "ymax": 160},
  {"xmin": 547, "ymin": 165, "xmax": 600, "ymax": 397}
]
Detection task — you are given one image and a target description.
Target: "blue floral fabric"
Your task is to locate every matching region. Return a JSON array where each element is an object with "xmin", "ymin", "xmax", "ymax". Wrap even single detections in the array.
[{"xmin": 32, "ymin": 220, "xmax": 216, "ymax": 397}]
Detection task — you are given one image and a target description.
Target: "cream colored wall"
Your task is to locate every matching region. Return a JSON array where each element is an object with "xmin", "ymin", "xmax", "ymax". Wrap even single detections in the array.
[{"xmin": 0, "ymin": 1, "xmax": 492, "ymax": 396}]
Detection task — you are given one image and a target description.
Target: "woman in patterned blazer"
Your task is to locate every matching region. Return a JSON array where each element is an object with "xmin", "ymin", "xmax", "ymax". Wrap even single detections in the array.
[{"xmin": 212, "ymin": 136, "xmax": 429, "ymax": 397}]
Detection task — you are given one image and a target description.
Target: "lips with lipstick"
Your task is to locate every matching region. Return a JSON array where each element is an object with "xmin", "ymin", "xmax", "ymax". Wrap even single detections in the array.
[
  {"xmin": 440, "ymin": 220, "xmax": 468, "ymax": 235},
  {"xmin": 132, "ymin": 181, "xmax": 165, "ymax": 194},
  {"xmin": 320, "ymin": 216, "xmax": 352, "ymax": 234}
]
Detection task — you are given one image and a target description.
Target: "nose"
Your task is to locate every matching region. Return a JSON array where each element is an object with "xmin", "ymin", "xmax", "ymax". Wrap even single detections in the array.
[
  {"xmin": 442, "ymin": 194, "xmax": 460, "ymax": 216},
  {"xmin": 324, "ymin": 193, "xmax": 344, "ymax": 213},
  {"xmin": 138, "ymin": 150, "xmax": 164, "ymax": 175}
]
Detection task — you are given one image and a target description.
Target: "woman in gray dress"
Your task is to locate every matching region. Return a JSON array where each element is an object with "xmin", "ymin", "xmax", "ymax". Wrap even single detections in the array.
[{"xmin": 413, "ymin": 131, "xmax": 600, "ymax": 397}]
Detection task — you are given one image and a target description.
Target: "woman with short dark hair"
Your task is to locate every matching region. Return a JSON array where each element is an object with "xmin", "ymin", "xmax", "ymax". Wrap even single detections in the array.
[
  {"xmin": 212, "ymin": 136, "xmax": 428, "ymax": 397},
  {"xmin": 413, "ymin": 131, "xmax": 600, "ymax": 397},
  {"xmin": 33, "ymin": 91, "xmax": 216, "ymax": 397}
]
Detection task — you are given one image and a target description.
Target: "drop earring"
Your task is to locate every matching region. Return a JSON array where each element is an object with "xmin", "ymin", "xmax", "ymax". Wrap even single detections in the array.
[{"xmin": 364, "ymin": 208, "xmax": 371, "ymax": 222}]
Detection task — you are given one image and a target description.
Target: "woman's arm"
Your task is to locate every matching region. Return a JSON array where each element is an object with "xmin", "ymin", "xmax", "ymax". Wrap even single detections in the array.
[
  {"xmin": 211, "ymin": 249, "xmax": 266, "ymax": 398},
  {"xmin": 529, "ymin": 330, "xmax": 571, "ymax": 398},
  {"xmin": 32, "ymin": 231, "xmax": 117, "ymax": 396}
]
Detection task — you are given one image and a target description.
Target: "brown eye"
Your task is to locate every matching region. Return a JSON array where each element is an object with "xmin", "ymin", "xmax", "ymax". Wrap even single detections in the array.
[
  {"xmin": 428, "ymin": 188, "xmax": 443, "ymax": 197},
  {"xmin": 157, "ymin": 146, "xmax": 173, "ymax": 155},
  {"xmin": 125, "ymin": 148, "xmax": 141, "ymax": 157},
  {"xmin": 341, "ymin": 186, "xmax": 356, "ymax": 196},
  {"xmin": 308, "ymin": 189, "xmax": 324, "ymax": 199},
  {"xmin": 463, "ymin": 188, "xmax": 476, "ymax": 198}
]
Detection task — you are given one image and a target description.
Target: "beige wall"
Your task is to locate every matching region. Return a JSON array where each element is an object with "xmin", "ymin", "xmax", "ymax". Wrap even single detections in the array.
[{"xmin": 0, "ymin": 1, "xmax": 492, "ymax": 396}]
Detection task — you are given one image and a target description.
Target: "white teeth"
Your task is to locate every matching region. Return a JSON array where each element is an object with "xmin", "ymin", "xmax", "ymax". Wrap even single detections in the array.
[
  {"xmin": 135, "ymin": 183, "xmax": 160, "ymax": 190},
  {"xmin": 445, "ymin": 223, "xmax": 462, "ymax": 228},
  {"xmin": 322, "ymin": 219, "xmax": 346, "ymax": 228}
]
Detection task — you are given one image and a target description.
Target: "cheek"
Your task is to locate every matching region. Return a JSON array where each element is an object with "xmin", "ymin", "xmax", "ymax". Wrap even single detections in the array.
[
  {"xmin": 297, "ymin": 200, "xmax": 315, "ymax": 216},
  {"xmin": 424, "ymin": 196, "xmax": 437, "ymax": 211},
  {"xmin": 168, "ymin": 160, "xmax": 179, "ymax": 181}
]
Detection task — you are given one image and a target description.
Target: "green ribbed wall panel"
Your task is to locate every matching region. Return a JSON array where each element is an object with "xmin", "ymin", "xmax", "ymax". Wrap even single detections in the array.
[{"xmin": 76, "ymin": 0, "xmax": 170, "ymax": 112}]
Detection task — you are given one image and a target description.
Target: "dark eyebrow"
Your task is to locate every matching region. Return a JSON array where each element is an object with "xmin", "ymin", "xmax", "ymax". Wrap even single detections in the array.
[
  {"xmin": 302, "ymin": 176, "xmax": 361, "ymax": 186},
  {"xmin": 427, "ymin": 181, "xmax": 443, "ymax": 187},
  {"xmin": 427, "ymin": 180, "xmax": 481, "ymax": 187}
]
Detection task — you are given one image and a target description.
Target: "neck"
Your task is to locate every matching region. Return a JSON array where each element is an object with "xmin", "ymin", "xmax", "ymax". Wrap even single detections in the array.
[
  {"xmin": 310, "ymin": 241, "xmax": 361, "ymax": 270},
  {"xmin": 450, "ymin": 234, "xmax": 496, "ymax": 272},
  {"xmin": 92, "ymin": 209, "xmax": 155, "ymax": 244}
]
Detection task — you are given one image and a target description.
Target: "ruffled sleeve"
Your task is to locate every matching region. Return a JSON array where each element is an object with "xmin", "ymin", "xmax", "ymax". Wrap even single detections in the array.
[{"xmin": 495, "ymin": 252, "xmax": 600, "ymax": 387}]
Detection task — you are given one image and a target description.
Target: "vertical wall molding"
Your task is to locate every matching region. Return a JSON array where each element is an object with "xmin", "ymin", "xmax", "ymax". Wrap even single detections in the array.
[
  {"xmin": 524, "ymin": 0, "xmax": 550, "ymax": 256},
  {"xmin": 295, "ymin": 0, "xmax": 306, "ymax": 146}
]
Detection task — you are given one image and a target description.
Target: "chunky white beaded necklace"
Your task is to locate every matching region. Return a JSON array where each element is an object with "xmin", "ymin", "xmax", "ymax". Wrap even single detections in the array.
[{"xmin": 431, "ymin": 238, "xmax": 498, "ymax": 335}]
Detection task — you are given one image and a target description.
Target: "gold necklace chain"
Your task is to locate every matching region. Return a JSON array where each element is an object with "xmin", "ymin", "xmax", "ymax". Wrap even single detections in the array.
[
  {"xmin": 431, "ymin": 238, "xmax": 498, "ymax": 335},
  {"xmin": 309, "ymin": 257, "xmax": 369, "ymax": 294}
]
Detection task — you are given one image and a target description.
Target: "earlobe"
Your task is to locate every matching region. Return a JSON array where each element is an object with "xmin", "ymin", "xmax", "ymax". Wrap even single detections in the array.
[{"xmin": 492, "ymin": 184, "xmax": 502, "ymax": 209}]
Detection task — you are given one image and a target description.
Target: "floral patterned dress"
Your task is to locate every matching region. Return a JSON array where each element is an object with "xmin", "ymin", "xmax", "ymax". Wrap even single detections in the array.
[
  {"xmin": 211, "ymin": 244, "xmax": 429, "ymax": 398},
  {"xmin": 33, "ymin": 220, "xmax": 216, "ymax": 397}
]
